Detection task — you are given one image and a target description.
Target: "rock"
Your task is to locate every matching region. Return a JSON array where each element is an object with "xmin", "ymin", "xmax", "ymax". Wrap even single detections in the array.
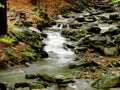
[
  {"xmin": 75, "ymin": 16, "xmax": 85, "ymax": 22},
  {"xmin": 63, "ymin": 42, "xmax": 76, "ymax": 49},
  {"xmin": 104, "ymin": 47, "xmax": 118, "ymax": 56},
  {"xmin": 15, "ymin": 82, "xmax": 30, "ymax": 88},
  {"xmin": 87, "ymin": 26, "xmax": 101, "ymax": 34},
  {"xmin": 109, "ymin": 14, "xmax": 119, "ymax": 20},
  {"xmin": 60, "ymin": 78, "xmax": 74, "ymax": 84},
  {"xmin": 0, "ymin": 82, "xmax": 7, "ymax": 90},
  {"xmin": 69, "ymin": 62, "xmax": 79, "ymax": 69},
  {"xmin": 78, "ymin": 35, "xmax": 91, "ymax": 46},
  {"xmin": 21, "ymin": 20, "xmax": 33, "ymax": 27},
  {"xmin": 36, "ymin": 24, "xmax": 42, "ymax": 31},
  {"xmin": 40, "ymin": 12, "xmax": 50, "ymax": 21},
  {"xmin": 28, "ymin": 27, "xmax": 41, "ymax": 33},
  {"xmin": 69, "ymin": 22, "xmax": 82, "ymax": 29},
  {"xmin": 15, "ymin": 87, "xmax": 29, "ymax": 90},
  {"xmin": 37, "ymin": 74, "xmax": 55, "ymax": 83},
  {"xmin": 97, "ymin": 4, "xmax": 112, "ymax": 10},
  {"xmin": 92, "ymin": 72, "xmax": 120, "ymax": 89},
  {"xmin": 114, "ymin": 34, "xmax": 120, "ymax": 44},
  {"xmin": 69, "ymin": 60, "xmax": 98, "ymax": 69},
  {"xmin": 0, "ymin": 60, "xmax": 8, "ymax": 68},
  {"xmin": 68, "ymin": 36, "xmax": 78, "ymax": 41},
  {"xmin": 31, "ymin": 43, "xmax": 43, "ymax": 52},
  {"xmin": 59, "ymin": 5, "xmax": 71, "ymax": 14},
  {"xmin": 89, "ymin": 35, "xmax": 106, "ymax": 42},
  {"xmin": 30, "ymin": 83, "xmax": 44, "ymax": 89},
  {"xmin": 55, "ymin": 75, "xmax": 74, "ymax": 87},
  {"xmin": 105, "ymin": 7, "xmax": 115, "ymax": 13},
  {"xmin": 25, "ymin": 74, "xmax": 38, "ymax": 79},
  {"xmin": 74, "ymin": 47, "xmax": 88, "ymax": 53},
  {"xmin": 37, "ymin": 81, "xmax": 49, "ymax": 88},
  {"xmin": 39, "ymin": 50, "xmax": 49, "ymax": 58},
  {"xmin": 108, "ymin": 60, "xmax": 120, "ymax": 67},
  {"xmin": 41, "ymin": 33, "xmax": 47, "ymax": 38},
  {"xmin": 101, "ymin": 28, "xmax": 120, "ymax": 36}
]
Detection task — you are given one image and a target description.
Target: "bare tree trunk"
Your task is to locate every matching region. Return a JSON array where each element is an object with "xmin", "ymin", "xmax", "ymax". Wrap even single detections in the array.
[{"xmin": 0, "ymin": 0, "xmax": 7, "ymax": 35}]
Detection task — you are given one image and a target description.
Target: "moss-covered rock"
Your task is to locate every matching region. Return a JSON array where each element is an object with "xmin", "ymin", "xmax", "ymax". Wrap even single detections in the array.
[
  {"xmin": 25, "ymin": 74, "xmax": 38, "ymax": 79},
  {"xmin": 37, "ymin": 74, "xmax": 55, "ymax": 83},
  {"xmin": 104, "ymin": 47, "xmax": 118, "ymax": 56},
  {"xmin": 109, "ymin": 14, "xmax": 119, "ymax": 20},
  {"xmin": 15, "ymin": 82, "xmax": 30, "ymax": 88},
  {"xmin": 92, "ymin": 72, "xmax": 120, "ymax": 89},
  {"xmin": 30, "ymin": 83, "xmax": 44, "ymax": 89}
]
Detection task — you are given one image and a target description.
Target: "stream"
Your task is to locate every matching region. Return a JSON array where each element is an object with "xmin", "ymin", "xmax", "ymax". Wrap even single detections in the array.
[
  {"xmin": 0, "ymin": 14, "xmax": 96, "ymax": 90},
  {"xmin": 2, "ymin": 10, "xmax": 119, "ymax": 89}
]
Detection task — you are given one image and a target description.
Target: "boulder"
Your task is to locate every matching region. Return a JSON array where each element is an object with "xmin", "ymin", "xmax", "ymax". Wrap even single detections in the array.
[
  {"xmin": 15, "ymin": 82, "xmax": 30, "ymax": 88},
  {"xmin": 0, "ymin": 82, "xmax": 7, "ymax": 90},
  {"xmin": 21, "ymin": 20, "xmax": 33, "ymax": 27},
  {"xmin": 114, "ymin": 34, "xmax": 120, "ymax": 44},
  {"xmin": 74, "ymin": 46, "xmax": 88, "ymax": 53},
  {"xmin": 92, "ymin": 72, "xmax": 120, "ymax": 89},
  {"xmin": 89, "ymin": 35, "xmax": 106, "ymax": 42},
  {"xmin": 25, "ymin": 74, "xmax": 38, "ymax": 79},
  {"xmin": 37, "ymin": 74, "xmax": 55, "ymax": 83},
  {"xmin": 104, "ymin": 47, "xmax": 118, "ymax": 56},
  {"xmin": 30, "ymin": 83, "xmax": 44, "ymax": 89},
  {"xmin": 39, "ymin": 50, "xmax": 49, "ymax": 58},
  {"xmin": 68, "ymin": 36, "xmax": 78, "ymax": 41},
  {"xmin": 75, "ymin": 16, "xmax": 85, "ymax": 22},
  {"xmin": 109, "ymin": 14, "xmax": 119, "ymax": 20},
  {"xmin": 64, "ymin": 42, "xmax": 77, "ymax": 49},
  {"xmin": 97, "ymin": 4, "xmax": 113, "ymax": 10},
  {"xmin": 87, "ymin": 26, "xmax": 101, "ymax": 34}
]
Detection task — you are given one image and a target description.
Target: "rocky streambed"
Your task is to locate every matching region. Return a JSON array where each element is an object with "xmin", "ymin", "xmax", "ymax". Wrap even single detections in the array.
[{"xmin": 1, "ymin": 0, "xmax": 120, "ymax": 90}]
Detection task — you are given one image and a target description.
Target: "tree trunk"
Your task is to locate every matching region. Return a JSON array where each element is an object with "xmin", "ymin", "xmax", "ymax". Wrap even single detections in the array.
[{"xmin": 0, "ymin": 0, "xmax": 7, "ymax": 35}]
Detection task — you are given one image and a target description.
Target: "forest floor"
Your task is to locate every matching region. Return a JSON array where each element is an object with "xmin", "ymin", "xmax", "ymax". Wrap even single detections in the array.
[{"xmin": 7, "ymin": 0, "xmax": 70, "ymax": 19}]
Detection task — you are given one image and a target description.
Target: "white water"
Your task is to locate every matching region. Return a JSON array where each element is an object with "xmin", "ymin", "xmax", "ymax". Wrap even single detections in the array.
[{"xmin": 43, "ymin": 31, "xmax": 75, "ymax": 68}]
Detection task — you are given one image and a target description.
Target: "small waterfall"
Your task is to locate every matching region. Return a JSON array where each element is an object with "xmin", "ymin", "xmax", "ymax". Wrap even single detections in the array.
[{"xmin": 43, "ymin": 31, "xmax": 75, "ymax": 67}]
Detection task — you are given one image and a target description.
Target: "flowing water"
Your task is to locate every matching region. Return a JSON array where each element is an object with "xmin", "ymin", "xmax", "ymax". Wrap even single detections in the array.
[
  {"xmin": 0, "ymin": 30, "xmax": 75, "ymax": 83},
  {"xmin": 0, "ymin": 15, "xmax": 96, "ymax": 90}
]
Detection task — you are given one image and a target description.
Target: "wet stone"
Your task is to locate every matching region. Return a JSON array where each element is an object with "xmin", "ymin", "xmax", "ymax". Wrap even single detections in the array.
[
  {"xmin": 30, "ymin": 83, "xmax": 44, "ymax": 89},
  {"xmin": 109, "ymin": 14, "xmax": 119, "ymax": 20},
  {"xmin": 37, "ymin": 74, "xmax": 56, "ymax": 83},
  {"xmin": 25, "ymin": 74, "xmax": 38, "ymax": 79},
  {"xmin": 87, "ymin": 26, "xmax": 101, "ymax": 34},
  {"xmin": 92, "ymin": 72, "xmax": 120, "ymax": 89},
  {"xmin": 15, "ymin": 82, "xmax": 30, "ymax": 88},
  {"xmin": 104, "ymin": 47, "xmax": 118, "ymax": 56}
]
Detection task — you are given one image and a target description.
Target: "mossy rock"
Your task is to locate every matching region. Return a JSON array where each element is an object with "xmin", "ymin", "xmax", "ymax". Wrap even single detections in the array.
[
  {"xmin": 25, "ymin": 74, "xmax": 38, "ymax": 79},
  {"xmin": 37, "ymin": 81, "xmax": 50, "ymax": 88},
  {"xmin": 15, "ymin": 82, "xmax": 30, "ymax": 88},
  {"xmin": 109, "ymin": 14, "xmax": 119, "ymax": 20},
  {"xmin": 30, "ymin": 83, "xmax": 44, "ymax": 89},
  {"xmin": 21, "ymin": 20, "xmax": 33, "ymax": 27},
  {"xmin": 37, "ymin": 74, "xmax": 55, "ymax": 83},
  {"xmin": 68, "ymin": 36, "xmax": 78, "ymax": 41},
  {"xmin": 104, "ymin": 47, "xmax": 118, "ymax": 56},
  {"xmin": 92, "ymin": 72, "xmax": 120, "ymax": 89}
]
